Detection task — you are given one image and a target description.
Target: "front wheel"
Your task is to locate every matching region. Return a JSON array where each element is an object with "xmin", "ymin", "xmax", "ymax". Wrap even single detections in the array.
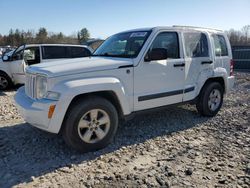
[
  {"xmin": 196, "ymin": 82, "xmax": 224, "ymax": 117},
  {"xmin": 62, "ymin": 96, "xmax": 118, "ymax": 152},
  {"xmin": 0, "ymin": 72, "xmax": 13, "ymax": 90}
]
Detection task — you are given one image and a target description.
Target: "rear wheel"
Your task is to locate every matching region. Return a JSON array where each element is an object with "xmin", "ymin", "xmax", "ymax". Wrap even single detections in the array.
[
  {"xmin": 196, "ymin": 82, "xmax": 224, "ymax": 117},
  {"xmin": 0, "ymin": 72, "xmax": 12, "ymax": 90},
  {"xmin": 62, "ymin": 96, "xmax": 118, "ymax": 152}
]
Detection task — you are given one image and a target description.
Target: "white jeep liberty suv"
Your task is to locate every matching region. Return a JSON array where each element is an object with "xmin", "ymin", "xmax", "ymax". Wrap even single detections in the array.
[{"xmin": 15, "ymin": 26, "xmax": 235, "ymax": 152}]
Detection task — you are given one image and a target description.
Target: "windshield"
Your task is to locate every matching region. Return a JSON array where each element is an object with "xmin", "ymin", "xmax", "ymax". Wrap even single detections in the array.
[{"xmin": 93, "ymin": 31, "xmax": 151, "ymax": 58}]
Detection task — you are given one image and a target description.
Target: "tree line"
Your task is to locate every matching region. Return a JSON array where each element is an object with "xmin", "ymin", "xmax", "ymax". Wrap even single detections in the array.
[
  {"xmin": 0, "ymin": 27, "xmax": 90, "ymax": 46},
  {"xmin": 1, "ymin": 25, "xmax": 250, "ymax": 47},
  {"xmin": 226, "ymin": 25, "xmax": 250, "ymax": 46}
]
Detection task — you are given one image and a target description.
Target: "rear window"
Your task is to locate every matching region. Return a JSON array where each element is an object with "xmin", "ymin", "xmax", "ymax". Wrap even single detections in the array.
[
  {"xmin": 43, "ymin": 46, "xmax": 68, "ymax": 59},
  {"xmin": 184, "ymin": 32, "xmax": 209, "ymax": 58},
  {"xmin": 212, "ymin": 35, "xmax": 228, "ymax": 56},
  {"xmin": 70, "ymin": 47, "xmax": 91, "ymax": 58}
]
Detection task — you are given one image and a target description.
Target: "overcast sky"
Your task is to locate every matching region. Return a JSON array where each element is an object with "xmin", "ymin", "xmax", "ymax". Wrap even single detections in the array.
[{"xmin": 0, "ymin": 0, "xmax": 250, "ymax": 39}]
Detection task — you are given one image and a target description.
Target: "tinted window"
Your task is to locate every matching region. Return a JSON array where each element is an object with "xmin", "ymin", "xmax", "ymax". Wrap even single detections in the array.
[
  {"xmin": 149, "ymin": 32, "xmax": 179, "ymax": 59},
  {"xmin": 43, "ymin": 46, "xmax": 68, "ymax": 59},
  {"xmin": 213, "ymin": 35, "xmax": 228, "ymax": 56},
  {"xmin": 70, "ymin": 47, "xmax": 91, "ymax": 58},
  {"xmin": 184, "ymin": 33, "xmax": 209, "ymax": 58}
]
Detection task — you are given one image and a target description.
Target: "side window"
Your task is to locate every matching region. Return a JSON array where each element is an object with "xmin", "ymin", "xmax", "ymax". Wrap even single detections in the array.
[
  {"xmin": 149, "ymin": 32, "xmax": 179, "ymax": 59},
  {"xmin": 70, "ymin": 47, "xmax": 91, "ymax": 58},
  {"xmin": 212, "ymin": 35, "xmax": 228, "ymax": 56},
  {"xmin": 24, "ymin": 47, "xmax": 40, "ymax": 65},
  {"xmin": 184, "ymin": 32, "xmax": 209, "ymax": 58},
  {"xmin": 42, "ymin": 46, "xmax": 68, "ymax": 59}
]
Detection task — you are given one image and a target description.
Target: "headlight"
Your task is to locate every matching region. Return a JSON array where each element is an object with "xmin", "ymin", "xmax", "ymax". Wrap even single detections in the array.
[{"xmin": 36, "ymin": 75, "xmax": 47, "ymax": 99}]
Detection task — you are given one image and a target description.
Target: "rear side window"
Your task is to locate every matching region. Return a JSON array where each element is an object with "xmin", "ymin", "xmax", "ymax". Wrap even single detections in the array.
[
  {"xmin": 150, "ymin": 32, "xmax": 179, "ymax": 59},
  {"xmin": 184, "ymin": 32, "xmax": 209, "ymax": 58},
  {"xmin": 70, "ymin": 47, "xmax": 91, "ymax": 58},
  {"xmin": 212, "ymin": 35, "xmax": 228, "ymax": 56},
  {"xmin": 42, "ymin": 46, "xmax": 68, "ymax": 59}
]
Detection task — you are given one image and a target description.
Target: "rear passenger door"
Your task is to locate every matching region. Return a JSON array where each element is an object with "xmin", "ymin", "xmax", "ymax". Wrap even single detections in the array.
[{"xmin": 183, "ymin": 32, "xmax": 213, "ymax": 101}]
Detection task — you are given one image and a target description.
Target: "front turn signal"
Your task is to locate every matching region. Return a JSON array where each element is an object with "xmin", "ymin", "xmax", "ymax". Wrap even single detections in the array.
[{"xmin": 48, "ymin": 105, "xmax": 56, "ymax": 119}]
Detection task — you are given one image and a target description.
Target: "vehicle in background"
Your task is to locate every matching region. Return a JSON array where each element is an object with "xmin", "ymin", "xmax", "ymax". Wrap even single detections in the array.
[
  {"xmin": 0, "ymin": 44, "xmax": 93, "ymax": 89},
  {"xmin": 15, "ymin": 26, "xmax": 235, "ymax": 152},
  {"xmin": 0, "ymin": 46, "xmax": 16, "ymax": 58},
  {"xmin": 82, "ymin": 39, "xmax": 104, "ymax": 51}
]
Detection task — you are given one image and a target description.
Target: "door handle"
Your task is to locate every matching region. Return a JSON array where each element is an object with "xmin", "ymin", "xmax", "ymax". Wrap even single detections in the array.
[
  {"xmin": 173, "ymin": 63, "xmax": 185, "ymax": 67},
  {"xmin": 201, "ymin": 61, "xmax": 213, "ymax": 65}
]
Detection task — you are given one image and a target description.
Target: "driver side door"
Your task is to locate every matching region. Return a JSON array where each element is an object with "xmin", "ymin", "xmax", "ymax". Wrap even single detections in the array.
[{"xmin": 134, "ymin": 31, "xmax": 186, "ymax": 111}]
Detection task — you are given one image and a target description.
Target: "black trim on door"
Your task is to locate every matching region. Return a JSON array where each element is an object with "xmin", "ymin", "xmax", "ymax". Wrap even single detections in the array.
[
  {"xmin": 138, "ymin": 86, "xmax": 195, "ymax": 102},
  {"xmin": 118, "ymin": 64, "xmax": 134, "ymax": 69},
  {"xmin": 201, "ymin": 61, "xmax": 213, "ymax": 65},
  {"xmin": 173, "ymin": 63, "xmax": 185, "ymax": 67}
]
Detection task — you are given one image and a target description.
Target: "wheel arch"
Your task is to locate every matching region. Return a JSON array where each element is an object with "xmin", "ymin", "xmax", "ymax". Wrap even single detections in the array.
[
  {"xmin": 201, "ymin": 77, "xmax": 225, "ymax": 94},
  {"xmin": 0, "ymin": 70, "xmax": 13, "ymax": 89},
  {"xmin": 59, "ymin": 90, "xmax": 124, "ymax": 134},
  {"xmin": 0, "ymin": 69, "xmax": 12, "ymax": 78}
]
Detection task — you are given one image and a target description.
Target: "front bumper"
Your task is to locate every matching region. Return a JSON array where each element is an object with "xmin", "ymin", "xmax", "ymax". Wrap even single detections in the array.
[{"xmin": 14, "ymin": 87, "xmax": 57, "ymax": 133}]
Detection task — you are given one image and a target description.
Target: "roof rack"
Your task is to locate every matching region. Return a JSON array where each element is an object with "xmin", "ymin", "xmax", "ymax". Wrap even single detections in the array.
[{"xmin": 172, "ymin": 25, "xmax": 223, "ymax": 32}]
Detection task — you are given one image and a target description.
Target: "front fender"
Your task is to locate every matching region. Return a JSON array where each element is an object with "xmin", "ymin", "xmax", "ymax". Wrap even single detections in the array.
[{"xmin": 48, "ymin": 77, "xmax": 131, "ymax": 133}]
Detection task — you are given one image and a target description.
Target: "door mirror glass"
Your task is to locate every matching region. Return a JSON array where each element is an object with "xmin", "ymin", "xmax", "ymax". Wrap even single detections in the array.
[
  {"xmin": 145, "ymin": 48, "xmax": 168, "ymax": 62},
  {"xmin": 2, "ymin": 55, "xmax": 10, "ymax": 61}
]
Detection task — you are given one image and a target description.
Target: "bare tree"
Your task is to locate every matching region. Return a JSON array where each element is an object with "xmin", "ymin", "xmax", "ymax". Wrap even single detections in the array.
[
  {"xmin": 226, "ymin": 25, "xmax": 250, "ymax": 46},
  {"xmin": 241, "ymin": 25, "xmax": 250, "ymax": 44}
]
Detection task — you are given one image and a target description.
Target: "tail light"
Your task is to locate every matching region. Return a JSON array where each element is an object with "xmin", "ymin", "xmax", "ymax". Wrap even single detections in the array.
[{"xmin": 230, "ymin": 59, "xmax": 234, "ymax": 76}]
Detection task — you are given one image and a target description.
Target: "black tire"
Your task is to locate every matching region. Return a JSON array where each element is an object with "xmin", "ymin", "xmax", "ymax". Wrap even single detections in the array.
[
  {"xmin": 0, "ymin": 72, "xmax": 13, "ymax": 90},
  {"xmin": 62, "ymin": 96, "xmax": 118, "ymax": 152},
  {"xmin": 196, "ymin": 82, "xmax": 224, "ymax": 117}
]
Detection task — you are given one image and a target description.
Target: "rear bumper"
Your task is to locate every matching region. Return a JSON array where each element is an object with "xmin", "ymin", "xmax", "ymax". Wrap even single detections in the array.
[
  {"xmin": 14, "ymin": 87, "xmax": 58, "ymax": 133},
  {"xmin": 226, "ymin": 76, "xmax": 235, "ymax": 93}
]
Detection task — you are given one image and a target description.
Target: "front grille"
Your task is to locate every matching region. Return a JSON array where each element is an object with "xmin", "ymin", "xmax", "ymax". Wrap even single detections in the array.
[{"xmin": 25, "ymin": 73, "xmax": 36, "ymax": 99}]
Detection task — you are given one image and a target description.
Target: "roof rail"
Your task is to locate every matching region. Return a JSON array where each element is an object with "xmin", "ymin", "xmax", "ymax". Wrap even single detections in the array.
[{"xmin": 172, "ymin": 25, "xmax": 223, "ymax": 32}]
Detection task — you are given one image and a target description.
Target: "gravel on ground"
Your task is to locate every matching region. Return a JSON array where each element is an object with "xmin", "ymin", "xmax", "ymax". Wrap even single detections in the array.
[{"xmin": 0, "ymin": 71, "xmax": 249, "ymax": 188}]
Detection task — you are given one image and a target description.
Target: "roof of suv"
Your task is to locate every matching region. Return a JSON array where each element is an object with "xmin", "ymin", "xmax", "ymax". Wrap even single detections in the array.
[{"xmin": 120, "ymin": 26, "xmax": 224, "ymax": 34}]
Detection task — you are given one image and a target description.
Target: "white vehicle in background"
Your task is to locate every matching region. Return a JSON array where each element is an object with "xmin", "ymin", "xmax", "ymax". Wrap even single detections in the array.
[
  {"xmin": 0, "ymin": 44, "xmax": 93, "ymax": 90},
  {"xmin": 15, "ymin": 26, "xmax": 235, "ymax": 152}
]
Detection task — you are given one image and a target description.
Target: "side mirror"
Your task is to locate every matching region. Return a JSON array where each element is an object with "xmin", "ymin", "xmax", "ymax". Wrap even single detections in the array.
[
  {"xmin": 2, "ymin": 55, "xmax": 10, "ymax": 61},
  {"xmin": 145, "ymin": 48, "xmax": 168, "ymax": 62}
]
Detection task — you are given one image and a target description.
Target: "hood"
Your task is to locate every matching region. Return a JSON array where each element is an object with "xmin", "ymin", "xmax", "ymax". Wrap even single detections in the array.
[{"xmin": 27, "ymin": 57, "xmax": 133, "ymax": 77}]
